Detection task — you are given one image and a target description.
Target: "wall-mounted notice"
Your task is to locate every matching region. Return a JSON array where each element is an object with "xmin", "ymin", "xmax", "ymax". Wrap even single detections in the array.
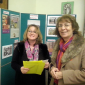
[
  {"xmin": 27, "ymin": 20, "xmax": 40, "ymax": 27},
  {"xmin": 10, "ymin": 14, "xmax": 20, "ymax": 38},
  {"xmin": 30, "ymin": 14, "xmax": 38, "ymax": 19},
  {"xmin": 47, "ymin": 16, "xmax": 61, "ymax": 26},
  {"xmin": 46, "ymin": 39, "xmax": 56, "ymax": 56},
  {"xmin": 2, "ymin": 14, "xmax": 10, "ymax": 33},
  {"xmin": 47, "ymin": 27, "xmax": 57, "ymax": 37},
  {"xmin": 2, "ymin": 44, "xmax": 12, "ymax": 59}
]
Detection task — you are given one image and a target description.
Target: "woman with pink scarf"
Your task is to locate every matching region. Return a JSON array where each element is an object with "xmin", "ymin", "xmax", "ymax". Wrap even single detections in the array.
[{"xmin": 11, "ymin": 24, "xmax": 51, "ymax": 85}]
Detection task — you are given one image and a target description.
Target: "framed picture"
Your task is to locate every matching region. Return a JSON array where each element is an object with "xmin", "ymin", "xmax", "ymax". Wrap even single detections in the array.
[
  {"xmin": 0, "ymin": 0, "xmax": 8, "ymax": 9},
  {"xmin": 0, "ymin": 0, "xmax": 2, "ymax": 3},
  {"xmin": 61, "ymin": 1, "xmax": 74, "ymax": 14},
  {"xmin": 47, "ymin": 16, "xmax": 61, "ymax": 26},
  {"xmin": 47, "ymin": 27, "xmax": 57, "ymax": 37},
  {"xmin": 2, "ymin": 44, "xmax": 12, "ymax": 59}
]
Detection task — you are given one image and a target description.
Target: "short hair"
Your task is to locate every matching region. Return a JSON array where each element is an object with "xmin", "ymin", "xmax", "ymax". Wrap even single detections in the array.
[
  {"xmin": 23, "ymin": 24, "xmax": 42, "ymax": 44},
  {"xmin": 54, "ymin": 14, "xmax": 80, "ymax": 37}
]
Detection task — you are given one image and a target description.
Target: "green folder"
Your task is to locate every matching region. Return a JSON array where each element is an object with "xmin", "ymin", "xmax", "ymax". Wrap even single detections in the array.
[{"xmin": 23, "ymin": 60, "xmax": 45, "ymax": 75}]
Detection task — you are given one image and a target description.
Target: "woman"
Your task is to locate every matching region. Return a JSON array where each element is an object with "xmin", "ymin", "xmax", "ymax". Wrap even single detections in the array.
[
  {"xmin": 11, "ymin": 24, "xmax": 51, "ymax": 85},
  {"xmin": 50, "ymin": 14, "xmax": 85, "ymax": 85}
]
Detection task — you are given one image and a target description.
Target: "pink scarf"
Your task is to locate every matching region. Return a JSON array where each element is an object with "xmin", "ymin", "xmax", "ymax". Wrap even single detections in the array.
[{"xmin": 25, "ymin": 41, "xmax": 39, "ymax": 61}]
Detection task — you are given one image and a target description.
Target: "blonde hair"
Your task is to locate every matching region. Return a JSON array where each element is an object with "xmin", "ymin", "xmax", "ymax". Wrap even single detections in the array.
[{"xmin": 23, "ymin": 24, "xmax": 42, "ymax": 44}]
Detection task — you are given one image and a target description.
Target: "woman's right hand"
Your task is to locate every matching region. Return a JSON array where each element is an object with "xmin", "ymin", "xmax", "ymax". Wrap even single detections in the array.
[
  {"xmin": 50, "ymin": 67, "xmax": 59, "ymax": 79},
  {"xmin": 20, "ymin": 66, "xmax": 30, "ymax": 74}
]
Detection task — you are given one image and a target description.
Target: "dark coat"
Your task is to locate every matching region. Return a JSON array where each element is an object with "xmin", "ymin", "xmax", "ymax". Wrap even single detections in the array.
[
  {"xmin": 50, "ymin": 34, "xmax": 85, "ymax": 85},
  {"xmin": 11, "ymin": 41, "xmax": 51, "ymax": 85}
]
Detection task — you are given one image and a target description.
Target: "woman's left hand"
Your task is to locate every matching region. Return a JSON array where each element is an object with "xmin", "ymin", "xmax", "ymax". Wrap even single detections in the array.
[
  {"xmin": 44, "ymin": 62, "xmax": 50, "ymax": 68},
  {"xmin": 55, "ymin": 72, "xmax": 63, "ymax": 79}
]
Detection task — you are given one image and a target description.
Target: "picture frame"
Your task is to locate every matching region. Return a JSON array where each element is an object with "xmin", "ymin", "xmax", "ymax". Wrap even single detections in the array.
[
  {"xmin": 0, "ymin": 0, "xmax": 8, "ymax": 9},
  {"xmin": 2, "ymin": 44, "xmax": 13, "ymax": 59},
  {"xmin": 47, "ymin": 27, "xmax": 57, "ymax": 37},
  {"xmin": 61, "ymin": 1, "xmax": 74, "ymax": 14},
  {"xmin": 47, "ymin": 16, "xmax": 61, "ymax": 26},
  {"xmin": 0, "ymin": 0, "xmax": 2, "ymax": 3}
]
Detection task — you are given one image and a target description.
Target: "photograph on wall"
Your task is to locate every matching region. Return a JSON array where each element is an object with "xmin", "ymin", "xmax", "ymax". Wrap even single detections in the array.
[
  {"xmin": 47, "ymin": 16, "xmax": 61, "ymax": 26},
  {"xmin": 27, "ymin": 20, "xmax": 40, "ymax": 27},
  {"xmin": 46, "ymin": 39, "xmax": 56, "ymax": 56},
  {"xmin": 2, "ymin": 14, "xmax": 10, "ymax": 33},
  {"xmin": 10, "ymin": 14, "xmax": 20, "ymax": 38},
  {"xmin": 61, "ymin": 1, "xmax": 74, "ymax": 14},
  {"xmin": 2, "ymin": 44, "xmax": 12, "ymax": 59},
  {"xmin": 47, "ymin": 27, "xmax": 57, "ymax": 37}
]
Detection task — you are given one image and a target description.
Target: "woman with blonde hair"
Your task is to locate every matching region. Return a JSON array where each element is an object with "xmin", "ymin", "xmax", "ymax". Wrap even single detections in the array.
[{"xmin": 11, "ymin": 24, "xmax": 51, "ymax": 85}]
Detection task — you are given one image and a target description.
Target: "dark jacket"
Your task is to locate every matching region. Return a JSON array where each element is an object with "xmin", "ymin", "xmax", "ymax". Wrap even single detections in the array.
[{"xmin": 11, "ymin": 41, "xmax": 51, "ymax": 85}]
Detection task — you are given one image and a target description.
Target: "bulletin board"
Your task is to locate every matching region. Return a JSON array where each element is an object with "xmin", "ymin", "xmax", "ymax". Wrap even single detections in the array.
[
  {"xmin": 0, "ymin": 8, "xmax": 77, "ymax": 85},
  {"xmin": 46, "ymin": 14, "xmax": 76, "ymax": 56},
  {"xmin": 46, "ymin": 14, "xmax": 61, "ymax": 56},
  {"xmin": 1, "ymin": 9, "xmax": 20, "ymax": 65},
  {"xmin": 0, "ymin": 8, "xmax": 20, "ymax": 85}
]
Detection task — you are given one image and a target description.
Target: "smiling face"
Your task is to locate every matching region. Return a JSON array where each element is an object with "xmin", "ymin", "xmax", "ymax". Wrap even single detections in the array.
[
  {"xmin": 27, "ymin": 26, "xmax": 38, "ymax": 42},
  {"xmin": 58, "ymin": 20, "xmax": 74, "ymax": 41}
]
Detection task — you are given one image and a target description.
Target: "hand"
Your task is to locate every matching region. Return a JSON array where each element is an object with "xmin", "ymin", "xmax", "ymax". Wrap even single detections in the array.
[
  {"xmin": 44, "ymin": 62, "xmax": 49, "ymax": 69},
  {"xmin": 20, "ymin": 66, "xmax": 29, "ymax": 74},
  {"xmin": 50, "ymin": 67, "xmax": 59, "ymax": 79},
  {"xmin": 55, "ymin": 72, "xmax": 63, "ymax": 79}
]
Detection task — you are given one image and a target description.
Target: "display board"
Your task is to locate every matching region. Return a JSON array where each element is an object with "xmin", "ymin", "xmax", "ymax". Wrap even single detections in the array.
[
  {"xmin": 46, "ymin": 14, "xmax": 76, "ymax": 56},
  {"xmin": 0, "ymin": 8, "xmax": 76, "ymax": 85},
  {"xmin": 0, "ymin": 8, "xmax": 20, "ymax": 85},
  {"xmin": 46, "ymin": 14, "xmax": 61, "ymax": 56}
]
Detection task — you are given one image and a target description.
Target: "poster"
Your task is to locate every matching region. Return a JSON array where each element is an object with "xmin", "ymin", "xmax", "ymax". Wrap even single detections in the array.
[
  {"xmin": 2, "ymin": 14, "xmax": 10, "ymax": 33},
  {"xmin": 61, "ymin": 1, "xmax": 74, "ymax": 14},
  {"xmin": 47, "ymin": 27, "xmax": 57, "ymax": 37},
  {"xmin": 2, "ymin": 44, "xmax": 12, "ymax": 59},
  {"xmin": 47, "ymin": 16, "xmax": 61, "ymax": 26},
  {"xmin": 46, "ymin": 39, "xmax": 56, "ymax": 56},
  {"xmin": 27, "ymin": 20, "xmax": 40, "ymax": 27},
  {"xmin": 10, "ymin": 14, "xmax": 20, "ymax": 38},
  {"xmin": 30, "ymin": 14, "xmax": 38, "ymax": 19}
]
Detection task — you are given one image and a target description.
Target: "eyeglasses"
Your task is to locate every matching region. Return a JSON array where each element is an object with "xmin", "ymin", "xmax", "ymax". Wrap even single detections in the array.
[
  {"xmin": 28, "ymin": 31, "xmax": 37, "ymax": 34},
  {"xmin": 58, "ymin": 23, "xmax": 71, "ymax": 28}
]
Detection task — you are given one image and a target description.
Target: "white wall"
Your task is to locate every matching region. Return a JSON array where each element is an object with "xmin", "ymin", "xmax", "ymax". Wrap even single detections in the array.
[
  {"xmin": 35, "ymin": 0, "xmax": 84, "ymax": 34},
  {"xmin": 8, "ymin": 0, "xmax": 85, "ymax": 34},
  {"xmin": 8, "ymin": 0, "xmax": 36, "ymax": 13}
]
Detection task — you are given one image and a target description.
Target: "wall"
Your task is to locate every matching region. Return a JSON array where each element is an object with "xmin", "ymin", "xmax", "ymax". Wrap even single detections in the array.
[
  {"xmin": 8, "ymin": 0, "xmax": 85, "ymax": 34},
  {"xmin": 8, "ymin": 0, "xmax": 36, "ymax": 13},
  {"xmin": 35, "ymin": 0, "xmax": 84, "ymax": 34}
]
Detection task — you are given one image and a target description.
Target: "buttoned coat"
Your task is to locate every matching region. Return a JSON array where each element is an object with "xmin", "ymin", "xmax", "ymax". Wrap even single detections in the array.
[{"xmin": 50, "ymin": 34, "xmax": 85, "ymax": 85}]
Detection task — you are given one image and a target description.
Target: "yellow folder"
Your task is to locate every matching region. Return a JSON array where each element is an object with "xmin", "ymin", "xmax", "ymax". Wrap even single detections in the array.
[{"xmin": 23, "ymin": 60, "xmax": 45, "ymax": 75}]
